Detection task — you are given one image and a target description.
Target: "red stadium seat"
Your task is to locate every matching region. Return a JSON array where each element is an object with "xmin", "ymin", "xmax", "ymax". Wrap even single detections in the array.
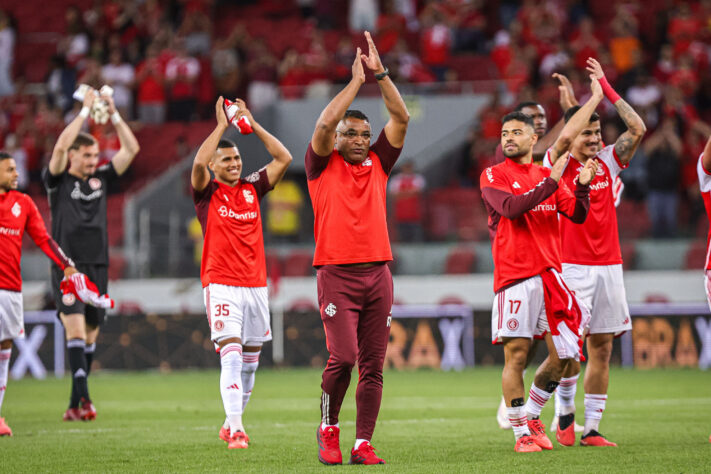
[
  {"xmin": 282, "ymin": 251, "xmax": 314, "ymax": 277},
  {"xmin": 616, "ymin": 200, "xmax": 651, "ymax": 239},
  {"xmin": 683, "ymin": 241, "xmax": 708, "ymax": 270},
  {"xmin": 620, "ymin": 241, "xmax": 636, "ymax": 270},
  {"xmin": 444, "ymin": 247, "xmax": 476, "ymax": 274}
]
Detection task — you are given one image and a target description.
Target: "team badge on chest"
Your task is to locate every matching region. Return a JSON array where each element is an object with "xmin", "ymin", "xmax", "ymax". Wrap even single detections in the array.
[
  {"xmin": 242, "ymin": 189, "xmax": 254, "ymax": 204},
  {"xmin": 89, "ymin": 178, "xmax": 102, "ymax": 190},
  {"xmin": 11, "ymin": 202, "xmax": 21, "ymax": 217}
]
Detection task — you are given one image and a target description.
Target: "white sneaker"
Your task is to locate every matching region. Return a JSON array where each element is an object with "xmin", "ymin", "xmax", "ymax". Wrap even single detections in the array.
[
  {"xmin": 496, "ymin": 397, "xmax": 511, "ymax": 429},
  {"xmin": 550, "ymin": 414, "xmax": 584, "ymax": 433}
]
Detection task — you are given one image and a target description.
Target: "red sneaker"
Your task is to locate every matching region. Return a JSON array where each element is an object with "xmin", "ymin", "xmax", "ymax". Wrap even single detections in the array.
[
  {"xmin": 63, "ymin": 407, "xmax": 82, "ymax": 421},
  {"xmin": 349, "ymin": 441, "xmax": 385, "ymax": 465},
  {"xmin": 0, "ymin": 417, "xmax": 12, "ymax": 436},
  {"xmin": 317, "ymin": 425, "xmax": 342, "ymax": 465},
  {"xmin": 220, "ymin": 426, "xmax": 249, "ymax": 444},
  {"xmin": 228, "ymin": 430, "xmax": 249, "ymax": 449},
  {"xmin": 527, "ymin": 418, "xmax": 553, "ymax": 450},
  {"xmin": 79, "ymin": 398, "xmax": 96, "ymax": 421},
  {"xmin": 514, "ymin": 435, "xmax": 542, "ymax": 452},
  {"xmin": 555, "ymin": 414, "xmax": 576, "ymax": 447},
  {"xmin": 580, "ymin": 430, "xmax": 617, "ymax": 447}
]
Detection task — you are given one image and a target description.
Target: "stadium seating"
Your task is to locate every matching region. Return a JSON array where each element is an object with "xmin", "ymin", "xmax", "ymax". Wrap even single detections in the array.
[
  {"xmin": 282, "ymin": 250, "xmax": 314, "ymax": 277},
  {"xmin": 444, "ymin": 246, "xmax": 477, "ymax": 274},
  {"xmin": 620, "ymin": 241, "xmax": 637, "ymax": 270},
  {"xmin": 617, "ymin": 200, "xmax": 651, "ymax": 239},
  {"xmin": 683, "ymin": 240, "xmax": 708, "ymax": 270}
]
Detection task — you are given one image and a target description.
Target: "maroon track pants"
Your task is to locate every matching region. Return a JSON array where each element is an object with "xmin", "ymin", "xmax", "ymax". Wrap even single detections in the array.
[{"xmin": 317, "ymin": 263, "xmax": 393, "ymax": 440}]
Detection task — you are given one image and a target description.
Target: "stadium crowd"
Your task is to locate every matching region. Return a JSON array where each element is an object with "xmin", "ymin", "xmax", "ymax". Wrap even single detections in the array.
[{"xmin": 0, "ymin": 0, "xmax": 710, "ymax": 243}]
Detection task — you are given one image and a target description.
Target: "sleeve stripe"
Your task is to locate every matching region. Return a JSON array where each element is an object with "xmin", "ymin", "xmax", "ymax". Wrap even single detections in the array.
[{"xmin": 611, "ymin": 146, "xmax": 629, "ymax": 169}]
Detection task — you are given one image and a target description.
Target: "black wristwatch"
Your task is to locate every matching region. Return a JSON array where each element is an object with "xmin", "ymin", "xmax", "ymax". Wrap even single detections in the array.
[{"xmin": 375, "ymin": 68, "xmax": 390, "ymax": 81}]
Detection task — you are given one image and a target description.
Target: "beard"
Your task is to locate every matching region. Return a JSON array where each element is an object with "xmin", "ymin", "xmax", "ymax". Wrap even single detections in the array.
[{"xmin": 502, "ymin": 144, "xmax": 529, "ymax": 158}]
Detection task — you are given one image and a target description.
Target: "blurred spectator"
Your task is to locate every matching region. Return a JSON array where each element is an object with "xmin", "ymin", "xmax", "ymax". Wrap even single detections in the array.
[
  {"xmin": 375, "ymin": 0, "xmax": 407, "ymax": 54},
  {"xmin": 627, "ymin": 74, "xmax": 662, "ymax": 129},
  {"xmin": 265, "ymin": 176, "xmax": 305, "ymax": 243},
  {"xmin": 46, "ymin": 55, "xmax": 77, "ymax": 113},
  {"xmin": 385, "ymin": 39, "xmax": 435, "ymax": 83},
  {"xmin": 165, "ymin": 40, "xmax": 200, "ymax": 121},
  {"xmin": 4, "ymin": 134, "xmax": 28, "ymax": 190},
  {"xmin": 538, "ymin": 41, "xmax": 569, "ymax": 78},
  {"xmin": 644, "ymin": 119, "xmax": 682, "ymax": 238},
  {"xmin": 0, "ymin": 10, "xmax": 15, "ymax": 97},
  {"xmin": 246, "ymin": 39, "xmax": 279, "ymax": 111},
  {"xmin": 135, "ymin": 43, "xmax": 166, "ymax": 124},
  {"xmin": 388, "ymin": 161, "xmax": 426, "ymax": 242},
  {"xmin": 179, "ymin": 10, "xmax": 212, "ymax": 56},
  {"xmin": 58, "ymin": 6, "xmax": 90, "ymax": 66},
  {"xmin": 451, "ymin": 0, "xmax": 486, "ymax": 53},
  {"xmin": 569, "ymin": 17, "xmax": 602, "ymax": 70},
  {"xmin": 420, "ymin": 6, "xmax": 452, "ymax": 81},
  {"xmin": 349, "ymin": 0, "xmax": 378, "ymax": 32},
  {"xmin": 212, "ymin": 26, "xmax": 245, "ymax": 98},
  {"xmin": 102, "ymin": 48, "xmax": 135, "ymax": 119},
  {"xmin": 608, "ymin": 5, "xmax": 641, "ymax": 74}
]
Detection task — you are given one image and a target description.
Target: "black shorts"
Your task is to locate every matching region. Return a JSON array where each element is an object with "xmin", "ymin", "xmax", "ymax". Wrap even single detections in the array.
[{"xmin": 52, "ymin": 264, "xmax": 109, "ymax": 327}]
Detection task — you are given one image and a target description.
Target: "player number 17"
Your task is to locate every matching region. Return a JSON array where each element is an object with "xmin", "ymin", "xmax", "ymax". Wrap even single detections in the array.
[{"xmin": 508, "ymin": 300, "xmax": 521, "ymax": 314}]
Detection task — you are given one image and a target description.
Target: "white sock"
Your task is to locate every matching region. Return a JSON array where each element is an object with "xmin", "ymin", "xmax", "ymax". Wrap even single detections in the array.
[
  {"xmin": 354, "ymin": 438, "xmax": 369, "ymax": 449},
  {"xmin": 219, "ymin": 343, "xmax": 244, "ymax": 435},
  {"xmin": 555, "ymin": 375, "xmax": 578, "ymax": 416},
  {"xmin": 0, "ymin": 349, "xmax": 10, "ymax": 415},
  {"xmin": 525, "ymin": 383, "xmax": 553, "ymax": 419},
  {"xmin": 241, "ymin": 350, "xmax": 260, "ymax": 411},
  {"xmin": 320, "ymin": 422, "xmax": 339, "ymax": 430},
  {"xmin": 584, "ymin": 393, "xmax": 607, "ymax": 434},
  {"xmin": 507, "ymin": 406, "xmax": 530, "ymax": 439},
  {"xmin": 222, "ymin": 417, "xmax": 229, "ymax": 430}
]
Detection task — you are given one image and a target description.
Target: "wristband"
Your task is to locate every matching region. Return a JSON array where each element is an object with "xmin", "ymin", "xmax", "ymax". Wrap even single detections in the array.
[
  {"xmin": 79, "ymin": 106, "xmax": 90, "ymax": 119},
  {"xmin": 110, "ymin": 111, "xmax": 122, "ymax": 124},
  {"xmin": 375, "ymin": 67, "xmax": 390, "ymax": 81},
  {"xmin": 599, "ymin": 76, "xmax": 621, "ymax": 104}
]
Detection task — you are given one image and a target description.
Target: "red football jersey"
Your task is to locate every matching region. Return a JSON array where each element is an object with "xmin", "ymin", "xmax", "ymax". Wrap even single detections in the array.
[
  {"xmin": 697, "ymin": 154, "xmax": 711, "ymax": 270},
  {"xmin": 481, "ymin": 159, "xmax": 587, "ymax": 292},
  {"xmin": 193, "ymin": 169, "xmax": 272, "ymax": 288},
  {"xmin": 305, "ymin": 130, "xmax": 401, "ymax": 266},
  {"xmin": 0, "ymin": 191, "xmax": 72, "ymax": 292},
  {"xmin": 543, "ymin": 145, "xmax": 626, "ymax": 265}
]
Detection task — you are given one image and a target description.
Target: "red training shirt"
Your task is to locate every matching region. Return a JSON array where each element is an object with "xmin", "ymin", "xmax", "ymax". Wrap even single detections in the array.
[
  {"xmin": 697, "ymin": 154, "xmax": 711, "ymax": 270},
  {"xmin": 193, "ymin": 169, "xmax": 272, "ymax": 288},
  {"xmin": 480, "ymin": 158, "xmax": 590, "ymax": 293},
  {"xmin": 305, "ymin": 130, "xmax": 402, "ymax": 266}
]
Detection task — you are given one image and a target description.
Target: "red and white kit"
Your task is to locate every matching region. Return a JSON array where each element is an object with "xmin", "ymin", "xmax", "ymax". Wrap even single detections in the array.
[
  {"xmin": 543, "ymin": 145, "xmax": 631, "ymax": 335},
  {"xmin": 0, "ymin": 191, "xmax": 73, "ymax": 340},
  {"xmin": 697, "ymin": 154, "xmax": 711, "ymax": 310},
  {"xmin": 193, "ymin": 168, "xmax": 273, "ymax": 344}
]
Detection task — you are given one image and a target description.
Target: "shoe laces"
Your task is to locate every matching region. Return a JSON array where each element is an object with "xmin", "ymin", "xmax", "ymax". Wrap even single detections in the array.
[
  {"xmin": 321, "ymin": 428, "xmax": 340, "ymax": 449},
  {"xmin": 529, "ymin": 418, "xmax": 545, "ymax": 435},
  {"xmin": 357, "ymin": 442, "xmax": 379, "ymax": 459}
]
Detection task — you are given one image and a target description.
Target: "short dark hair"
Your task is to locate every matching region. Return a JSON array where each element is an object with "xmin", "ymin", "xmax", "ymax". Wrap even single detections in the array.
[
  {"xmin": 0, "ymin": 151, "xmax": 11, "ymax": 161},
  {"xmin": 501, "ymin": 111, "xmax": 535, "ymax": 129},
  {"xmin": 342, "ymin": 110, "xmax": 369, "ymax": 122},
  {"xmin": 563, "ymin": 105, "xmax": 600, "ymax": 124},
  {"xmin": 514, "ymin": 101, "xmax": 541, "ymax": 112},
  {"xmin": 68, "ymin": 132, "xmax": 97, "ymax": 151},
  {"xmin": 217, "ymin": 139, "xmax": 237, "ymax": 149}
]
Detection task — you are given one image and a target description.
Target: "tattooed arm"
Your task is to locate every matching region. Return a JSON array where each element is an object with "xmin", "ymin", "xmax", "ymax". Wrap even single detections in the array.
[{"xmin": 613, "ymin": 99, "xmax": 647, "ymax": 165}]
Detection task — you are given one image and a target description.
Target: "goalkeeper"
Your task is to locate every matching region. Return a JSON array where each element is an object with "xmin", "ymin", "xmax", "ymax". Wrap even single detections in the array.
[{"xmin": 42, "ymin": 85, "xmax": 139, "ymax": 422}]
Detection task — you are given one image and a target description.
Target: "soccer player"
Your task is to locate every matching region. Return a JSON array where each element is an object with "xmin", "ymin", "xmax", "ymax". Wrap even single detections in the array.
[
  {"xmin": 700, "ymin": 133, "xmax": 711, "ymax": 311},
  {"xmin": 43, "ymin": 88, "xmax": 140, "ymax": 421},
  {"xmin": 192, "ymin": 97, "xmax": 292, "ymax": 450},
  {"xmin": 481, "ymin": 75, "xmax": 603, "ymax": 453},
  {"xmin": 308, "ymin": 32, "xmax": 409, "ymax": 466},
  {"xmin": 0, "ymin": 152, "xmax": 77, "ymax": 436},
  {"xmin": 542, "ymin": 58, "xmax": 647, "ymax": 447}
]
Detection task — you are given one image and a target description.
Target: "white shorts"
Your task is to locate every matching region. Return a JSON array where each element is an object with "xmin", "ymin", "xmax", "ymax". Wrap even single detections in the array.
[
  {"xmin": 0, "ymin": 290, "xmax": 24, "ymax": 341},
  {"xmin": 561, "ymin": 263, "xmax": 631, "ymax": 335},
  {"xmin": 492, "ymin": 276, "xmax": 550, "ymax": 342},
  {"xmin": 203, "ymin": 284, "xmax": 271, "ymax": 345}
]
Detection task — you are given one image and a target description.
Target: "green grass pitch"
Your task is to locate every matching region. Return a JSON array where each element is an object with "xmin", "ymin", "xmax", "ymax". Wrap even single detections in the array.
[{"xmin": 2, "ymin": 367, "xmax": 710, "ymax": 473}]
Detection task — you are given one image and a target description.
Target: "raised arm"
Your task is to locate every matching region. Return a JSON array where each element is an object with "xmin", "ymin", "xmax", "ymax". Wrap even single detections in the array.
[
  {"xmin": 586, "ymin": 57, "xmax": 646, "ymax": 165},
  {"xmin": 311, "ymin": 49, "xmax": 366, "ymax": 156},
  {"xmin": 192, "ymin": 97, "xmax": 229, "ymax": 192},
  {"xmin": 533, "ymin": 73, "xmax": 580, "ymax": 159},
  {"xmin": 49, "ymin": 91, "xmax": 96, "ymax": 175},
  {"xmin": 547, "ymin": 75, "xmax": 603, "ymax": 165},
  {"xmin": 361, "ymin": 31, "xmax": 409, "ymax": 148},
  {"xmin": 233, "ymin": 99, "xmax": 293, "ymax": 187},
  {"xmin": 104, "ymin": 94, "xmax": 140, "ymax": 176}
]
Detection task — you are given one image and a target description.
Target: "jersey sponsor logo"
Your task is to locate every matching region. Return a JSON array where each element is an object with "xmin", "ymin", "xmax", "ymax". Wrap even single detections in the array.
[
  {"xmin": 11, "ymin": 202, "xmax": 21, "ymax": 217},
  {"xmin": 242, "ymin": 189, "xmax": 254, "ymax": 204},
  {"xmin": 507, "ymin": 318, "xmax": 519, "ymax": 330},
  {"xmin": 217, "ymin": 205, "xmax": 257, "ymax": 221},
  {"xmin": 62, "ymin": 292, "xmax": 76, "ymax": 306},
  {"xmin": 512, "ymin": 181, "xmax": 521, "ymax": 189},
  {"xmin": 214, "ymin": 320, "xmax": 224, "ymax": 331},
  {"xmin": 589, "ymin": 178, "xmax": 610, "ymax": 192},
  {"xmin": 0, "ymin": 226, "xmax": 21, "ymax": 236},
  {"xmin": 362, "ymin": 158, "xmax": 372, "ymax": 167},
  {"xmin": 485, "ymin": 167, "xmax": 494, "ymax": 183},
  {"xmin": 324, "ymin": 303, "xmax": 337, "ymax": 317},
  {"xmin": 70, "ymin": 182, "xmax": 103, "ymax": 201},
  {"xmin": 88, "ymin": 178, "xmax": 102, "ymax": 190},
  {"xmin": 531, "ymin": 203, "xmax": 557, "ymax": 212}
]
